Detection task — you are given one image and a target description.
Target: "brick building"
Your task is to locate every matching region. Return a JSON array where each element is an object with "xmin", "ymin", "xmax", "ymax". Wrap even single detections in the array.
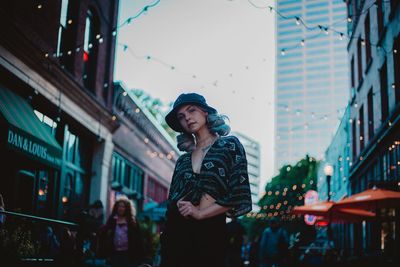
[
  {"xmin": 345, "ymin": 0, "xmax": 399, "ymax": 256},
  {"xmin": 0, "ymin": 0, "xmax": 119, "ymax": 220}
]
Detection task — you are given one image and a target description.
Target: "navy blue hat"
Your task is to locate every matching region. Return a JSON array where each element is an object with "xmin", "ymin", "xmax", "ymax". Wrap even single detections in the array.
[{"xmin": 165, "ymin": 93, "xmax": 217, "ymax": 132}]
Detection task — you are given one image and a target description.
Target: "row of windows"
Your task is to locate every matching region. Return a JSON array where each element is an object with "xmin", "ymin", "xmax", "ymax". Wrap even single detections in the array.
[
  {"xmin": 306, "ymin": 48, "xmax": 330, "ymax": 56},
  {"xmin": 304, "ymin": 16, "xmax": 328, "ymax": 25},
  {"xmin": 277, "ymin": 0, "xmax": 300, "ymax": 7},
  {"xmin": 278, "ymin": 6, "xmax": 301, "ymax": 14},
  {"xmin": 277, "ymin": 92, "xmax": 304, "ymax": 99},
  {"xmin": 277, "ymin": 75, "xmax": 304, "ymax": 83},
  {"xmin": 351, "ymin": 7, "xmax": 400, "ymax": 159},
  {"xmin": 277, "ymin": 83, "xmax": 303, "ymax": 91},
  {"xmin": 306, "ymin": 9, "xmax": 329, "ymax": 17},
  {"xmin": 277, "ymin": 59, "xmax": 303, "ymax": 68},
  {"xmin": 278, "ymin": 34, "xmax": 303, "ymax": 44},
  {"xmin": 58, "ymin": 0, "xmax": 102, "ymax": 93},
  {"xmin": 112, "ymin": 153, "xmax": 144, "ymax": 197},
  {"xmin": 305, "ymin": 2, "xmax": 328, "ymax": 10},
  {"xmin": 278, "ymin": 28, "xmax": 303, "ymax": 37},
  {"xmin": 304, "ymin": 40, "xmax": 330, "ymax": 49}
]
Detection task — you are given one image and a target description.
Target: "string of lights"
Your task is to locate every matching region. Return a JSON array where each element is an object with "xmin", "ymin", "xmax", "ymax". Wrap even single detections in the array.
[
  {"xmin": 116, "ymin": 0, "xmax": 161, "ymax": 29},
  {"xmin": 36, "ymin": 0, "xmax": 399, "ymax": 141},
  {"xmin": 246, "ymin": 0, "xmax": 396, "ymax": 55},
  {"xmin": 34, "ymin": 1, "xmax": 178, "ymax": 161}
]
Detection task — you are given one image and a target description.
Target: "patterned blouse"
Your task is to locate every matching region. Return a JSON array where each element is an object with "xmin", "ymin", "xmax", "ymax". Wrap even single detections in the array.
[{"xmin": 168, "ymin": 135, "xmax": 252, "ymax": 217}]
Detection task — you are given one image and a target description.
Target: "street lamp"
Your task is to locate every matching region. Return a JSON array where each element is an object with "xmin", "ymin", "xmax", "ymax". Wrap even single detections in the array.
[{"xmin": 324, "ymin": 164, "xmax": 333, "ymax": 201}]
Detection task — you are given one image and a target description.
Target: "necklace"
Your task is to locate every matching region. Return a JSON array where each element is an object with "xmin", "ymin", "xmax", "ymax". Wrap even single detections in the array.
[
  {"xmin": 201, "ymin": 143, "xmax": 213, "ymax": 153},
  {"xmin": 197, "ymin": 135, "xmax": 217, "ymax": 153}
]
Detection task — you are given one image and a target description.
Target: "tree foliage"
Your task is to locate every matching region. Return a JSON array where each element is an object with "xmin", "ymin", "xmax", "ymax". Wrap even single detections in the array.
[
  {"xmin": 241, "ymin": 155, "xmax": 319, "ymax": 242},
  {"xmin": 131, "ymin": 89, "xmax": 176, "ymax": 139}
]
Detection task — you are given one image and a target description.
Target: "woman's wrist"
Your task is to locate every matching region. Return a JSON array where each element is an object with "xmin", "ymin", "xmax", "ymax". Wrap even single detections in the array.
[{"xmin": 194, "ymin": 207, "xmax": 203, "ymax": 220}]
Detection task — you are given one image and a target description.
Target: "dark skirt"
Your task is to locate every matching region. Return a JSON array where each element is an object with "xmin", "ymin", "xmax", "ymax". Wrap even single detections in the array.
[{"xmin": 160, "ymin": 202, "xmax": 227, "ymax": 267}]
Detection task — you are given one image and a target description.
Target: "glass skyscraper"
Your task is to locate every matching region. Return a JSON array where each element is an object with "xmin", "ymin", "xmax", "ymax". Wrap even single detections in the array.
[{"xmin": 275, "ymin": 0, "xmax": 349, "ymax": 171}]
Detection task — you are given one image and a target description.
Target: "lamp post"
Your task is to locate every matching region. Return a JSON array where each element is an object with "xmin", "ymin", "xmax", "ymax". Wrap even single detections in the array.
[
  {"xmin": 324, "ymin": 164, "xmax": 333, "ymax": 201},
  {"xmin": 323, "ymin": 164, "xmax": 333, "ymax": 240}
]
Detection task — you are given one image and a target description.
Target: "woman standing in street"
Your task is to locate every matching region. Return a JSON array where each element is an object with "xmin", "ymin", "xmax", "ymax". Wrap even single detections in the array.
[
  {"xmin": 99, "ymin": 197, "xmax": 145, "ymax": 267},
  {"xmin": 160, "ymin": 93, "xmax": 252, "ymax": 267}
]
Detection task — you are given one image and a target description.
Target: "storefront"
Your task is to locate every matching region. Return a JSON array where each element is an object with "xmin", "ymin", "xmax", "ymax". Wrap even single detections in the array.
[
  {"xmin": 109, "ymin": 152, "xmax": 145, "ymax": 213},
  {"xmin": 348, "ymin": 115, "xmax": 400, "ymax": 257},
  {"xmin": 0, "ymin": 84, "xmax": 62, "ymax": 217}
]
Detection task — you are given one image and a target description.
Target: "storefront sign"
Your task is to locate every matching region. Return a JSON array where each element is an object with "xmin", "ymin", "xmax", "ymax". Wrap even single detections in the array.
[
  {"xmin": 304, "ymin": 190, "xmax": 318, "ymax": 225},
  {"xmin": 6, "ymin": 128, "xmax": 62, "ymax": 168}
]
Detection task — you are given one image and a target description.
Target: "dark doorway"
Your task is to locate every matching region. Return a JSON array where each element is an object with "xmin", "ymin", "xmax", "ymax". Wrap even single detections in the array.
[{"xmin": 15, "ymin": 170, "xmax": 35, "ymax": 214}]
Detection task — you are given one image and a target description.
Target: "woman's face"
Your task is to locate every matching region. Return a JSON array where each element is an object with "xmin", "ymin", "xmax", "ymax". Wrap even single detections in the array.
[
  {"xmin": 117, "ymin": 202, "xmax": 126, "ymax": 216},
  {"xmin": 176, "ymin": 105, "xmax": 208, "ymax": 133}
]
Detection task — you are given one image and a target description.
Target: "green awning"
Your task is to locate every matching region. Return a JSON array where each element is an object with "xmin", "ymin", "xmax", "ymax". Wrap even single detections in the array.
[{"xmin": 0, "ymin": 85, "xmax": 62, "ymax": 168}]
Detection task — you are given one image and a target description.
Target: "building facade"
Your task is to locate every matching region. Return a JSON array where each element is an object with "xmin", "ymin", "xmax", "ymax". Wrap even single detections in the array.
[
  {"xmin": 233, "ymin": 132, "xmax": 261, "ymax": 211},
  {"xmin": 317, "ymin": 105, "xmax": 351, "ymax": 250},
  {"xmin": 345, "ymin": 0, "xmax": 400, "ymax": 256},
  {"xmin": 110, "ymin": 82, "xmax": 178, "ymax": 215},
  {"xmin": 0, "ymin": 0, "xmax": 119, "ymax": 220},
  {"xmin": 318, "ymin": 105, "xmax": 351, "ymax": 203},
  {"xmin": 275, "ymin": 0, "xmax": 349, "ymax": 171}
]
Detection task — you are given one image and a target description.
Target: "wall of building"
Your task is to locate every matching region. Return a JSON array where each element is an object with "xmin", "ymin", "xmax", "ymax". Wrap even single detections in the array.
[
  {"xmin": 275, "ymin": 0, "xmax": 349, "ymax": 171},
  {"xmin": 0, "ymin": 0, "xmax": 119, "ymax": 220}
]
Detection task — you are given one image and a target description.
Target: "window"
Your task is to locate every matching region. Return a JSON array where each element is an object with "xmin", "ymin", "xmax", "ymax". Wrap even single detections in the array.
[
  {"xmin": 57, "ymin": 0, "xmax": 74, "ymax": 70},
  {"xmin": 390, "ymin": 0, "xmax": 397, "ymax": 16},
  {"xmin": 393, "ymin": 35, "xmax": 400, "ymax": 103},
  {"xmin": 352, "ymin": 119, "xmax": 357, "ymax": 160},
  {"xmin": 36, "ymin": 171, "xmax": 51, "ymax": 216},
  {"xmin": 364, "ymin": 12, "xmax": 371, "ymax": 66},
  {"xmin": 357, "ymin": 38, "xmax": 363, "ymax": 85},
  {"xmin": 367, "ymin": 89, "xmax": 374, "ymax": 139},
  {"xmin": 57, "ymin": 0, "xmax": 69, "ymax": 56},
  {"xmin": 112, "ymin": 153, "xmax": 144, "ymax": 198},
  {"xmin": 347, "ymin": 0, "xmax": 354, "ymax": 34},
  {"xmin": 380, "ymin": 60, "xmax": 389, "ymax": 122},
  {"xmin": 377, "ymin": 0, "xmax": 385, "ymax": 38},
  {"xmin": 337, "ymin": 157, "xmax": 342, "ymax": 191},
  {"xmin": 34, "ymin": 110, "xmax": 58, "ymax": 136},
  {"xmin": 83, "ymin": 9, "xmax": 99, "ymax": 92},
  {"xmin": 359, "ymin": 105, "xmax": 365, "ymax": 152},
  {"xmin": 351, "ymin": 56, "xmax": 355, "ymax": 88}
]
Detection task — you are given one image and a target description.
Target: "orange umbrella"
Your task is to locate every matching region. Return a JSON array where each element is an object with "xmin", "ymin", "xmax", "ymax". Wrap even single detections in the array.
[
  {"xmin": 292, "ymin": 201, "xmax": 335, "ymax": 216},
  {"xmin": 332, "ymin": 187, "xmax": 400, "ymax": 211},
  {"xmin": 292, "ymin": 201, "xmax": 375, "ymax": 223}
]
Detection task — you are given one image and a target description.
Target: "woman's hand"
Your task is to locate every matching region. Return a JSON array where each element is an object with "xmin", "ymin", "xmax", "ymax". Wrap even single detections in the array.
[{"xmin": 177, "ymin": 200, "xmax": 202, "ymax": 220}]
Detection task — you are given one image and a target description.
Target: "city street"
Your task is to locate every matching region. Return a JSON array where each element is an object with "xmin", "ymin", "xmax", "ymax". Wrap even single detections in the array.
[{"xmin": 1, "ymin": 0, "xmax": 400, "ymax": 266}]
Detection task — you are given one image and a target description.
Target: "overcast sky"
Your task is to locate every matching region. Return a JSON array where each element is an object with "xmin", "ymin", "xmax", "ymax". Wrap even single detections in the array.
[{"xmin": 114, "ymin": 0, "xmax": 276, "ymax": 193}]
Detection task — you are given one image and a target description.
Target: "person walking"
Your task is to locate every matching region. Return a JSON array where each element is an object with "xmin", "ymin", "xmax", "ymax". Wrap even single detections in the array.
[
  {"xmin": 258, "ymin": 217, "xmax": 289, "ymax": 267},
  {"xmin": 160, "ymin": 93, "xmax": 252, "ymax": 267},
  {"xmin": 226, "ymin": 217, "xmax": 245, "ymax": 267},
  {"xmin": 99, "ymin": 197, "xmax": 145, "ymax": 267},
  {"xmin": 0, "ymin": 194, "xmax": 5, "ymax": 227}
]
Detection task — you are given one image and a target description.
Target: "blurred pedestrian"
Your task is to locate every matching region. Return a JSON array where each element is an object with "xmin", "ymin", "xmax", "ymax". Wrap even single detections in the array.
[
  {"xmin": 0, "ymin": 194, "xmax": 5, "ymax": 227},
  {"xmin": 226, "ymin": 217, "xmax": 245, "ymax": 267},
  {"xmin": 77, "ymin": 200, "xmax": 104, "ymax": 264},
  {"xmin": 98, "ymin": 197, "xmax": 145, "ymax": 267},
  {"xmin": 249, "ymin": 235, "xmax": 260, "ymax": 267},
  {"xmin": 259, "ymin": 217, "xmax": 289, "ymax": 267},
  {"xmin": 160, "ymin": 93, "xmax": 252, "ymax": 267},
  {"xmin": 39, "ymin": 226, "xmax": 60, "ymax": 258}
]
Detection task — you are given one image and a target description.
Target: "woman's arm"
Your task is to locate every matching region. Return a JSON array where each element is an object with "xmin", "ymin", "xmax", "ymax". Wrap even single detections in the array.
[{"xmin": 177, "ymin": 200, "xmax": 230, "ymax": 220}]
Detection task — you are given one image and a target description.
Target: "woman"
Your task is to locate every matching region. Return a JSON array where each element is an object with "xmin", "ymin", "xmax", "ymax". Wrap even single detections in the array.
[
  {"xmin": 161, "ymin": 93, "xmax": 252, "ymax": 267},
  {"xmin": 99, "ymin": 197, "xmax": 144, "ymax": 267}
]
